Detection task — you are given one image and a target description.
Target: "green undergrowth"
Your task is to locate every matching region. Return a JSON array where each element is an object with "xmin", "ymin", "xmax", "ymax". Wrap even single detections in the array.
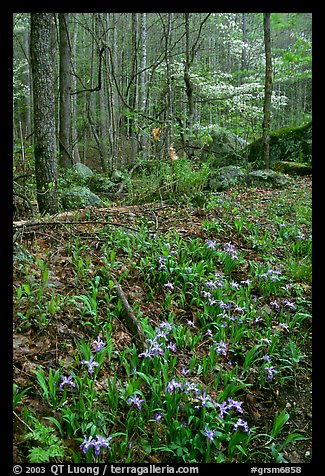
[{"xmin": 13, "ymin": 179, "xmax": 311, "ymax": 463}]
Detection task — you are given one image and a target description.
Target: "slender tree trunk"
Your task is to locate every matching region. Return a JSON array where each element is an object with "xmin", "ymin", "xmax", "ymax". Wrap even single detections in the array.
[
  {"xmin": 184, "ymin": 13, "xmax": 194, "ymax": 134},
  {"xmin": 59, "ymin": 13, "xmax": 72, "ymax": 169},
  {"xmin": 139, "ymin": 13, "xmax": 147, "ymax": 160},
  {"xmin": 30, "ymin": 13, "xmax": 59, "ymax": 214},
  {"xmin": 106, "ymin": 12, "xmax": 119, "ymax": 168},
  {"xmin": 241, "ymin": 13, "xmax": 248, "ymax": 83},
  {"xmin": 23, "ymin": 28, "xmax": 32, "ymax": 141},
  {"xmin": 262, "ymin": 13, "xmax": 273, "ymax": 169},
  {"xmin": 129, "ymin": 13, "xmax": 139, "ymax": 163},
  {"xmin": 96, "ymin": 13, "xmax": 109, "ymax": 172},
  {"xmin": 71, "ymin": 18, "xmax": 80, "ymax": 163},
  {"xmin": 102, "ymin": 13, "xmax": 119, "ymax": 168},
  {"xmin": 162, "ymin": 13, "xmax": 173, "ymax": 156}
]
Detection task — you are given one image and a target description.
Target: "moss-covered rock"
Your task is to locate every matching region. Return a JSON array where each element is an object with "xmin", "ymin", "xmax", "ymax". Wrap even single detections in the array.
[
  {"xmin": 244, "ymin": 122, "xmax": 312, "ymax": 169},
  {"xmin": 87, "ymin": 175, "xmax": 116, "ymax": 193},
  {"xmin": 60, "ymin": 186, "xmax": 104, "ymax": 210},
  {"xmin": 208, "ymin": 165, "xmax": 247, "ymax": 191},
  {"xmin": 60, "ymin": 163, "xmax": 95, "ymax": 189},
  {"xmin": 246, "ymin": 170, "xmax": 294, "ymax": 188},
  {"xmin": 71, "ymin": 163, "xmax": 94, "ymax": 179},
  {"xmin": 272, "ymin": 161, "xmax": 312, "ymax": 176}
]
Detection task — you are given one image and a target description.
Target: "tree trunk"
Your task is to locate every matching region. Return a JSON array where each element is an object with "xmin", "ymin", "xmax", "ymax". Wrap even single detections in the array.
[
  {"xmin": 30, "ymin": 13, "xmax": 59, "ymax": 214},
  {"xmin": 184, "ymin": 13, "xmax": 194, "ymax": 134},
  {"xmin": 139, "ymin": 13, "xmax": 147, "ymax": 160},
  {"xmin": 241, "ymin": 13, "xmax": 248, "ymax": 81},
  {"xmin": 162, "ymin": 13, "xmax": 173, "ymax": 156},
  {"xmin": 96, "ymin": 13, "xmax": 109, "ymax": 172},
  {"xmin": 71, "ymin": 17, "xmax": 81, "ymax": 163},
  {"xmin": 129, "ymin": 13, "xmax": 139, "ymax": 163},
  {"xmin": 59, "ymin": 13, "xmax": 72, "ymax": 169},
  {"xmin": 23, "ymin": 28, "xmax": 32, "ymax": 141},
  {"xmin": 262, "ymin": 13, "xmax": 273, "ymax": 169}
]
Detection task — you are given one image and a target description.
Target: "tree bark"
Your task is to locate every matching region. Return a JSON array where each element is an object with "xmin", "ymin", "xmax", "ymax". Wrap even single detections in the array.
[
  {"xmin": 262, "ymin": 13, "xmax": 273, "ymax": 169},
  {"xmin": 59, "ymin": 13, "xmax": 72, "ymax": 169},
  {"xmin": 30, "ymin": 13, "xmax": 59, "ymax": 214},
  {"xmin": 71, "ymin": 17, "xmax": 81, "ymax": 163},
  {"xmin": 139, "ymin": 13, "xmax": 147, "ymax": 160},
  {"xmin": 184, "ymin": 13, "xmax": 194, "ymax": 133}
]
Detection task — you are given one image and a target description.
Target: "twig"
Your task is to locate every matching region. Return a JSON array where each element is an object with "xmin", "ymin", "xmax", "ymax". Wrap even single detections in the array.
[{"xmin": 13, "ymin": 411, "xmax": 34, "ymax": 433}]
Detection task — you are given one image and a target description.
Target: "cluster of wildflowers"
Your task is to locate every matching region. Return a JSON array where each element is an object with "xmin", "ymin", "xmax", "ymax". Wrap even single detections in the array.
[
  {"xmin": 165, "ymin": 377, "xmax": 247, "ymax": 429},
  {"xmin": 80, "ymin": 434, "xmax": 112, "ymax": 456},
  {"xmin": 233, "ymin": 418, "xmax": 250, "ymax": 432},
  {"xmin": 53, "ymin": 218, "xmax": 305, "ymax": 464},
  {"xmin": 138, "ymin": 321, "xmax": 176, "ymax": 359},
  {"xmin": 157, "ymin": 244, "xmax": 178, "ymax": 271},
  {"xmin": 223, "ymin": 241, "xmax": 238, "ymax": 260},
  {"xmin": 158, "ymin": 256, "xmax": 167, "ymax": 271},
  {"xmin": 262, "ymin": 354, "xmax": 278, "ymax": 380},
  {"xmin": 200, "ymin": 273, "xmax": 226, "ymax": 305},
  {"xmin": 81, "ymin": 335, "xmax": 105, "ymax": 374},
  {"xmin": 214, "ymin": 339, "xmax": 229, "ymax": 356},
  {"xmin": 258, "ymin": 267, "xmax": 282, "ymax": 282},
  {"xmin": 294, "ymin": 231, "xmax": 312, "ymax": 240},
  {"xmin": 270, "ymin": 297, "xmax": 296, "ymax": 315}
]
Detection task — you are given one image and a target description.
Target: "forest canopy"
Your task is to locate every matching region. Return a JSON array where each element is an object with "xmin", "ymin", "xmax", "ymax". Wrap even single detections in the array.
[{"xmin": 13, "ymin": 12, "xmax": 311, "ymax": 177}]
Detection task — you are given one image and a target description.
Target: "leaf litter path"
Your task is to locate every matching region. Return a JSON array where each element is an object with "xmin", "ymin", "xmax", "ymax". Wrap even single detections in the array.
[{"xmin": 13, "ymin": 177, "xmax": 312, "ymax": 463}]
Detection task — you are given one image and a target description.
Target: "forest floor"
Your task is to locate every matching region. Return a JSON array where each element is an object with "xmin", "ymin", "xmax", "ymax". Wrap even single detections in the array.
[{"xmin": 13, "ymin": 176, "xmax": 312, "ymax": 464}]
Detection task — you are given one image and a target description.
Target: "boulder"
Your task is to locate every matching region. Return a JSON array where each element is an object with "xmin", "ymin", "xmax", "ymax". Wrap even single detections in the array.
[
  {"xmin": 186, "ymin": 126, "xmax": 247, "ymax": 164},
  {"xmin": 60, "ymin": 186, "xmax": 104, "ymax": 210},
  {"xmin": 87, "ymin": 175, "xmax": 116, "ymax": 194},
  {"xmin": 71, "ymin": 163, "xmax": 94, "ymax": 179},
  {"xmin": 208, "ymin": 165, "xmax": 247, "ymax": 191},
  {"xmin": 272, "ymin": 161, "xmax": 312, "ymax": 176},
  {"xmin": 244, "ymin": 122, "xmax": 312, "ymax": 169},
  {"xmin": 209, "ymin": 126, "xmax": 247, "ymax": 165},
  {"xmin": 246, "ymin": 170, "xmax": 294, "ymax": 188}
]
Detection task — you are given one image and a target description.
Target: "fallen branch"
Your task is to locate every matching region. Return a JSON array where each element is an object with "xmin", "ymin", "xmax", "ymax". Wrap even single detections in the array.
[
  {"xmin": 13, "ymin": 217, "xmax": 139, "ymax": 233},
  {"xmin": 98, "ymin": 270, "xmax": 146, "ymax": 354}
]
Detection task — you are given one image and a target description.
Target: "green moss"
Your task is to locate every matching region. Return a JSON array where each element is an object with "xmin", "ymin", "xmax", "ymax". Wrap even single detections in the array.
[
  {"xmin": 60, "ymin": 186, "xmax": 104, "ymax": 210},
  {"xmin": 244, "ymin": 122, "xmax": 312, "ymax": 168},
  {"xmin": 272, "ymin": 161, "xmax": 312, "ymax": 176},
  {"xmin": 246, "ymin": 170, "xmax": 294, "ymax": 188}
]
